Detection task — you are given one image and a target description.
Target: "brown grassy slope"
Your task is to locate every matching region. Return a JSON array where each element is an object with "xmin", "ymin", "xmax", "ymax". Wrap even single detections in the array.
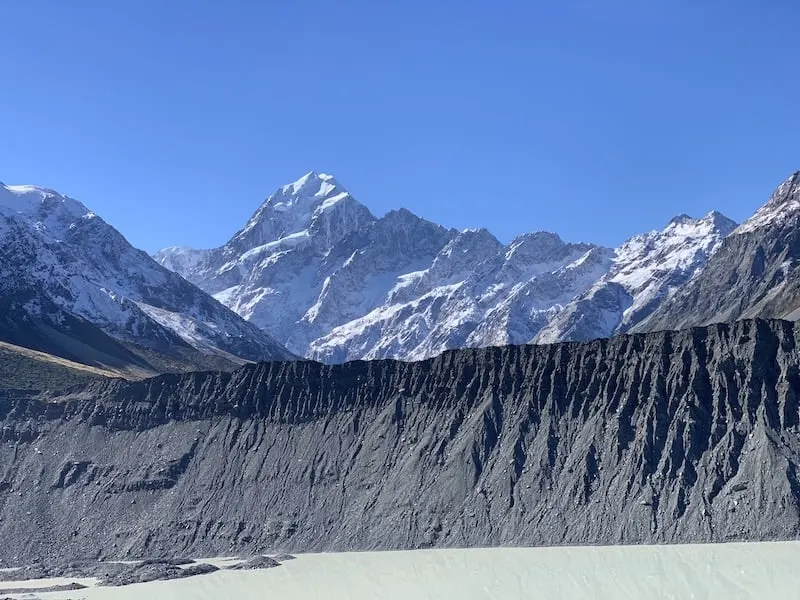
[{"xmin": 0, "ymin": 340, "xmax": 145, "ymax": 391}]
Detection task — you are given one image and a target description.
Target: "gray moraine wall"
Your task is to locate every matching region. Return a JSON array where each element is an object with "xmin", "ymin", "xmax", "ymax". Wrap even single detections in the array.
[{"xmin": 2, "ymin": 318, "xmax": 800, "ymax": 564}]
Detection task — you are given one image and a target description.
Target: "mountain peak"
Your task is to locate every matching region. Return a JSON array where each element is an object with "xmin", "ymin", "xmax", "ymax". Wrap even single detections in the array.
[
  {"xmin": 442, "ymin": 227, "xmax": 502, "ymax": 254},
  {"xmin": 269, "ymin": 171, "xmax": 347, "ymax": 205},
  {"xmin": 0, "ymin": 183, "xmax": 96, "ymax": 239},
  {"xmin": 508, "ymin": 231, "xmax": 568, "ymax": 252},
  {"xmin": 230, "ymin": 172, "xmax": 372, "ymax": 251},
  {"xmin": 281, "ymin": 171, "xmax": 337, "ymax": 195},
  {"xmin": 503, "ymin": 231, "xmax": 589, "ymax": 267},
  {"xmin": 700, "ymin": 210, "xmax": 737, "ymax": 233},
  {"xmin": 152, "ymin": 246, "xmax": 210, "ymax": 274},
  {"xmin": 662, "ymin": 211, "xmax": 737, "ymax": 238},
  {"xmin": 381, "ymin": 207, "xmax": 428, "ymax": 226},
  {"xmin": 735, "ymin": 171, "xmax": 800, "ymax": 234},
  {"xmin": 459, "ymin": 227, "xmax": 497, "ymax": 240},
  {"xmin": 1, "ymin": 183, "xmax": 81, "ymax": 208},
  {"xmin": 668, "ymin": 214, "xmax": 693, "ymax": 226}
]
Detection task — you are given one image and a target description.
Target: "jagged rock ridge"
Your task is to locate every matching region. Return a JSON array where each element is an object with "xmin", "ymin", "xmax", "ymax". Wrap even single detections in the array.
[{"xmin": 1, "ymin": 319, "xmax": 799, "ymax": 562}]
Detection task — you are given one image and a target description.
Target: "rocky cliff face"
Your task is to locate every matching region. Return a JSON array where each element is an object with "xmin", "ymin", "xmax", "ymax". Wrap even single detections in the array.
[{"xmin": 2, "ymin": 319, "xmax": 799, "ymax": 563}]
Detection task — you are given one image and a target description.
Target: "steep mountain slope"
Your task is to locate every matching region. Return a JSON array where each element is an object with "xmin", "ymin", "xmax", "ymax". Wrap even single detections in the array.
[
  {"xmin": 157, "ymin": 172, "xmax": 731, "ymax": 361},
  {"xmin": 637, "ymin": 172, "xmax": 800, "ymax": 332},
  {"xmin": 0, "ymin": 183, "xmax": 294, "ymax": 372},
  {"xmin": 535, "ymin": 212, "xmax": 737, "ymax": 343},
  {"xmin": 1, "ymin": 319, "xmax": 799, "ymax": 563}
]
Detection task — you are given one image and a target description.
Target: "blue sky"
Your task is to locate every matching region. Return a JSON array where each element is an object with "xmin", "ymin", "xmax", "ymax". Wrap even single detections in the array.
[{"xmin": 1, "ymin": 1, "xmax": 798, "ymax": 252}]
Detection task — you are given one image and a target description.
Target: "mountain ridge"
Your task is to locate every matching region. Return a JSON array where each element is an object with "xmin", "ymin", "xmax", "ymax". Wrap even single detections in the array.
[
  {"xmin": 7, "ymin": 169, "xmax": 799, "ymax": 370},
  {"xmin": 156, "ymin": 171, "xmax": 738, "ymax": 362},
  {"xmin": 634, "ymin": 171, "xmax": 800, "ymax": 332}
]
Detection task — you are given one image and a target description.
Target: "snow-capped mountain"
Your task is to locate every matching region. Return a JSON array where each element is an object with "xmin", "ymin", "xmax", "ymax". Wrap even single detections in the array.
[
  {"xmin": 155, "ymin": 172, "xmax": 382, "ymax": 345},
  {"xmin": 534, "ymin": 211, "xmax": 737, "ymax": 343},
  {"xmin": 636, "ymin": 171, "xmax": 800, "ymax": 331},
  {"xmin": 734, "ymin": 171, "xmax": 800, "ymax": 235},
  {"xmin": 156, "ymin": 171, "xmax": 734, "ymax": 362},
  {"xmin": 0, "ymin": 182, "xmax": 294, "ymax": 373},
  {"xmin": 307, "ymin": 231, "xmax": 612, "ymax": 362}
]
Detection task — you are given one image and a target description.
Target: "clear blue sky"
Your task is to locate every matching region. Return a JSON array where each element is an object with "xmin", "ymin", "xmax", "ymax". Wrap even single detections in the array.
[{"xmin": 1, "ymin": 1, "xmax": 798, "ymax": 252}]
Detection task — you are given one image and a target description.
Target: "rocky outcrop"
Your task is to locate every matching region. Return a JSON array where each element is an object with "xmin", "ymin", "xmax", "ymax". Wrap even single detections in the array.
[{"xmin": 1, "ymin": 319, "xmax": 800, "ymax": 563}]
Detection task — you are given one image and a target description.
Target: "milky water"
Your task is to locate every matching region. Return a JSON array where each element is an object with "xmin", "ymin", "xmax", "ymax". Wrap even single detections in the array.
[{"xmin": 10, "ymin": 542, "xmax": 800, "ymax": 600}]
